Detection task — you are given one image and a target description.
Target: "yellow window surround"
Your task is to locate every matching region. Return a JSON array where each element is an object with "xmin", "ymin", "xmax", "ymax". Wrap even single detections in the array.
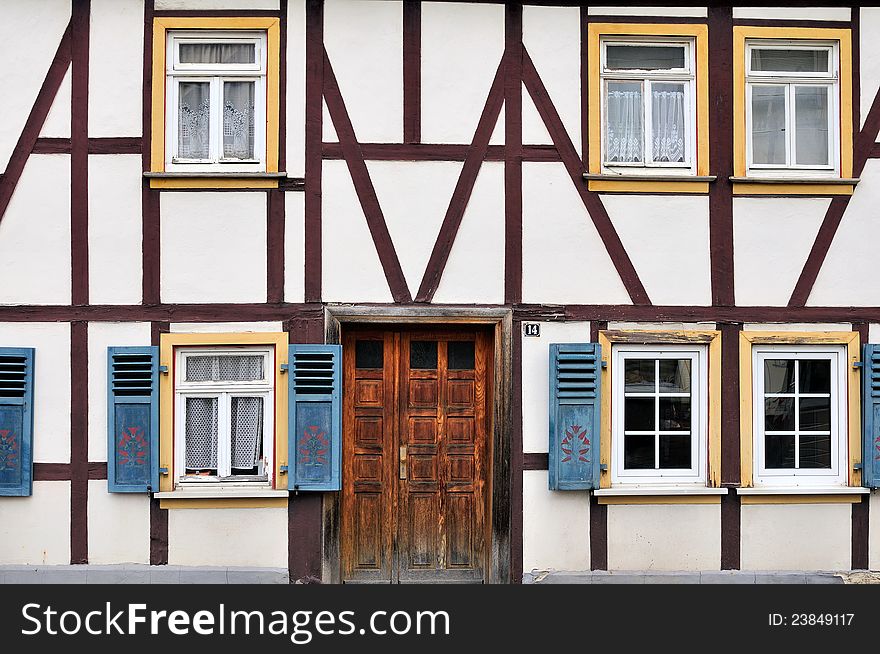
[
  {"xmin": 597, "ymin": 330, "xmax": 723, "ymax": 498},
  {"xmin": 150, "ymin": 17, "xmax": 281, "ymax": 190},
  {"xmin": 587, "ymin": 23, "xmax": 710, "ymax": 194},
  {"xmin": 158, "ymin": 332, "xmax": 289, "ymax": 508},
  {"xmin": 738, "ymin": 331, "xmax": 861, "ymax": 491},
  {"xmin": 732, "ymin": 26, "xmax": 853, "ymax": 197}
]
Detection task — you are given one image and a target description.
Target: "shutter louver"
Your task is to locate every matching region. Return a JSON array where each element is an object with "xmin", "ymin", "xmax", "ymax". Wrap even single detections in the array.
[
  {"xmin": 0, "ymin": 348, "xmax": 34, "ymax": 497},
  {"xmin": 107, "ymin": 347, "xmax": 159, "ymax": 493},
  {"xmin": 863, "ymin": 344, "xmax": 880, "ymax": 488},
  {"xmin": 288, "ymin": 344, "xmax": 341, "ymax": 491},
  {"xmin": 549, "ymin": 343, "xmax": 602, "ymax": 490}
]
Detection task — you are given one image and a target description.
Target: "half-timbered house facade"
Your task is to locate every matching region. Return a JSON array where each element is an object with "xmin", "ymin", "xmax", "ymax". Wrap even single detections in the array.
[{"xmin": 2, "ymin": 0, "xmax": 880, "ymax": 583}]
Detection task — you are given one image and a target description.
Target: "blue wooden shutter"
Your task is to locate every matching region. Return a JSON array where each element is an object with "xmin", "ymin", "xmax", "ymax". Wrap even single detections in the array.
[
  {"xmin": 0, "ymin": 348, "xmax": 35, "ymax": 497},
  {"xmin": 107, "ymin": 347, "xmax": 159, "ymax": 493},
  {"xmin": 288, "ymin": 344, "xmax": 342, "ymax": 491},
  {"xmin": 863, "ymin": 344, "xmax": 880, "ymax": 488},
  {"xmin": 549, "ymin": 343, "xmax": 601, "ymax": 490}
]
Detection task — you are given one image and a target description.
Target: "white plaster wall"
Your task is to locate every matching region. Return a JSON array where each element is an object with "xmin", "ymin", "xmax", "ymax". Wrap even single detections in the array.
[
  {"xmin": 733, "ymin": 7, "xmax": 851, "ymax": 21},
  {"xmin": 284, "ymin": 190, "xmax": 305, "ymax": 303},
  {"xmin": 587, "ymin": 7, "xmax": 707, "ymax": 18},
  {"xmin": 287, "ymin": 0, "xmax": 306, "ymax": 177},
  {"xmin": 0, "ymin": 155, "xmax": 71, "ymax": 305},
  {"xmin": 155, "ymin": 0, "xmax": 280, "ymax": 8},
  {"xmin": 89, "ymin": 0, "xmax": 142, "ymax": 137},
  {"xmin": 870, "ymin": 324, "xmax": 880, "ymax": 343},
  {"xmin": 603, "ymin": 195, "xmax": 711, "ymax": 306},
  {"xmin": 433, "ymin": 162, "xmax": 504, "ymax": 303},
  {"xmin": 607, "ymin": 504, "xmax": 721, "ymax": 570},
  {"xmin": 0, "ymin": 0, "xmax": 70, "ymax": 172},
  {"xmin": 369, "ymin": 161, "xmax": 463, "ymax": 298},
  {"xmin": 0, "ymin": 322, "xmax": 71, "ymax": 463},
  {"xmin": 322, "ymin": 160, "xmax": 394, "ymax": 302},
  {"xmin": 743, "ymin": 322, "xmax": 853, "ymax": 332},
  {"xmin": 322, "ymin": 100, "xmax": 338, "ymax": 142},
  {"xmin": 521, "ymin": 321, "xmax": 590, "ymax": 453},
  {"xmin": 421, "ymin": 2, "xmax": 505, "ymax": 144},
  {"xmin": 861, "ymin": 9, "xmax": 880, "ymax": 131},
  {"xmin": 324, "ymin": 0, "xmax": 402, "ymax": 144},
  {"xmin": 522, "ymin": 162, "xmax": 631, "ymax": 304},
  {"xmin": 870, "ymin": 491, "xmax": 880, "ymax": 569},
  {"xmin": 87, "ymin": 479, "xmax": 150, "ymax": 564},
  {"xmin": 734, "ymin": 197, "xmax": 829, "ymax": 307},
  {"xmin": 522, "ymin": 84, "xmax": 552, "ymax": 145},
  {"xmin": 170, "ymin": 322, "xmax": 284, "ymax": 333},
  {"xmin": 161, "ymin": 192, "xmax": 267, "ymax": 303},
  {"xmin": 741, "ymin": 503, "xmax": 851, "ymax": 570},
  {"xmin": 810, "ymin": 161, "xmax": 880, "ymax": 306},
  {"xmin": 168, "ymin": 507, "xmax": 288, "ymax": 567},
  {"xmin": 0, "ymin": 481, "xmax": 70, "ymax": 565},
  {"xmin": 87, "ymin": 322, "xmax": 151, "ymax": 462},
  {"xmin": 522, "ymin": 6, "xmax": 580, "ymax": 153},
  {"xmin": 39, "ymin": 67, "xmax": 70, "ymax": 138},
  {"xmin": 89, "ymin": 155, "xmax": 142, "ymax": 304},
  {"xmin": 523, "ymin": 470, "xmax": 590, "ymax": 572}
]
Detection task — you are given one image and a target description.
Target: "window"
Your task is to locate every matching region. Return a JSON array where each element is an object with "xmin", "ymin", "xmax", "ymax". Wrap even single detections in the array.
[
  {"xmin": 611, "ymin": 345, "xmax": 708, "ymax": 485},
  {"xmin": 174, "ymin": 348, "xmax": 274, "ymax": 485},
  {"xmin": 752, "ymin": 345, "xmax": 848, "ymax": 486},
  {"xmin": 745, "ymin": 40, "xmax": 839, "ymax": 175},
  {"xmin": 601, "ymin": 38, "xmax": 697, "ymax": 172},
  {"xmin": 165, "ymin": 31, "xmax": 267, "ymax": 172}
]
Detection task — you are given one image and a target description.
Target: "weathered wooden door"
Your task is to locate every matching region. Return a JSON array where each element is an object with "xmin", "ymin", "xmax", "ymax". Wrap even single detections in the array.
[{"xmin": 341, "ymin": 328, "xmax": 491, "ymax": 583}]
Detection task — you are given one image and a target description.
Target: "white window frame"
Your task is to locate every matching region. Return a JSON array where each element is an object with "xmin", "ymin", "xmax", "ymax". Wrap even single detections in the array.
[
  {"xmin": 752, "ymin": 345, "xmax": 848, "ymax": 487},
  {"xmin": 611, "ymin": 344, "xmax": 708, "ymax": 486},
  {"xmin": 174, "ymin": 346, "xmax": 274, "ymax": 487},
  {"xmin": 165, "ymin": 30, "xmax": 267, "ymax": 172},
  {"xmin": 600, "ymin": 36, "xmax": 698, "ymax": 175},
  {"xmin": 745, "ymin": 39, "xmax": 840, "ymax": 177}
]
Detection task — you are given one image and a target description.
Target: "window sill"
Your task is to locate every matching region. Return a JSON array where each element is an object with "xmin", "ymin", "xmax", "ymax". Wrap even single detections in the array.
[
  {"xmin": 583, "ymin": 173, "xmax": 715, "ymax": 194},
  {"xmin": 154, "ymin": 488, "xmax": 289, "ymax": 509},
  {"xmin": 731, "ymin": 176, "xmax": 858, "ymax": 196},
  {"xmin": 593, "ymin": 486, "xmax": 727, "ymax": 505},
  {"xmin": 145, "ymin": 171, "xmax": 288, "ymax": 190},
  {"xmin": 736, "ymin": 486, "xmax": 869, "ymax": 504}
]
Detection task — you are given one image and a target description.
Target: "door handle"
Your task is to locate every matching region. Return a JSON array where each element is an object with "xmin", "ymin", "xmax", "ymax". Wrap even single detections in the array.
[{"xmin": 399, "ymin": 445, "xmax": 407, "ymax": 480}]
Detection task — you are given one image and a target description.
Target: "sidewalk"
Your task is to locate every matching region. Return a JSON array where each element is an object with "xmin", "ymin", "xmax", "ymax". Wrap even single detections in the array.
[
  {"xmin": 523, "ymin": 570, "xmax": 880, "ymax": 584},
  {"xmin": 0, "ymin": 565, "xmax": 289, "ymax": 584}
]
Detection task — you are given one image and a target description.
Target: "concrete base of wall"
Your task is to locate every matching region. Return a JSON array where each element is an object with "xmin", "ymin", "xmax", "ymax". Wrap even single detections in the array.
[
  {"xmin": 0, "ymin": 565, "xmax": 290, "ymax": 584},
  {"xmin": 524, "ymin": 570, "xmax": 853, "ymax": 584}
]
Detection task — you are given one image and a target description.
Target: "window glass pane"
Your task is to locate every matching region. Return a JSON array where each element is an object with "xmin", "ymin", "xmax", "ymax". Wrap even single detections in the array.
[
  {"xmin": 223, "ymin": 81, "xmax": 255, "ymax": 160},
  {"xmin": 624, "ymin": 397, "xmax": 654, "ymax": 431},
  {"xmin": 355, "ymin": 340, "xmax": 383, "ymax": 369},
  {"xmin": 186, "ymin": 355, "xmax": 264, "ymax": 382},
  {"xmin": 751, "ymin": 85, "xmax": 787, "ymax": 165},
  {"xmin": 624, "ymin": 434, "xmax": 654, "ymax": 469},
  {"xmin": 750, "ymin": 48, "xmax": 829, "ymax": 74},
  {"xmin": 658, "ymin": 359, "xmax": 691, "ymax": 393},
  {"xmin": 448, "ymin": 341, "xmax": 475, "ymax": 370},
  {"xmin": 795, "ymin": 86, "xmax": 829, "ymax": 166},
  {"xmin": 659, "ymin": 397, "xmax": 691, "ymax": 430},
  {"xmin": 606, "ymin": 81, "xmax": 644, "ymax": 163},
  {"xmin": 652, "ymin": 83, "xmax": 686, "ymax": 163},
  {"xmin": 800, "ymin": 434, "xmax": 832, "ymax": 468},
  {"xmin": 764, "ymin": 359, "xmax": 795, "ymax": 394},
  {"xmin": 799, "ymin": 359, "xmax": 831, "ymax": 394},
  {"xmin": 799, "ymin": 396, "xmax": 831, "ymax": 431},
  {"xmin": 185, "ymin": 396, "xmax": 218, "ymax": 472},
  {"xmin": 764, "ymin": 396, "xmax": 795, "ymax": 431},
  {"xmin": 230, "ymin": 397, "xmax": 263, "ymax": 473},
  {"xmin": 624, "ymin": 359, "xmax": 654, "ymax": 392},
  {"xmin": 659, "ymin": 434, "xmax": 691, "ymax": 469},
  {"xmin": 177, "ymin": 82, "xmax": 210, "ymax": 159},
  {"xmin": 606, "ymin": 45, "xmax": 686, "ymax": 70},
  {"xmin": 410, "ymin": 341, "xmax": 438, "ymax": 370},
  {"xmin": 765, "ymin": 434, "xmax": 796, "ymax": 468},
  {"xmin": 179, "ymin": 42, "xmax": 255, "ymax": 64}
]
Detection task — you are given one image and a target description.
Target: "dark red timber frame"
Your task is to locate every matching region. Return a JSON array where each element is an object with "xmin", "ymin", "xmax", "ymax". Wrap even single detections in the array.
[{"xmin": 0, "ymin": 1, "xmax": 877, "ymax": 580}]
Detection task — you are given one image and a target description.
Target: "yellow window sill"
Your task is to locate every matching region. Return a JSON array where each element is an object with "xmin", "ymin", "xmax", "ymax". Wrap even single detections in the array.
[
  {"xmin": 731, "ymin": 176, "xmax": 858, "ymax": 196},
  {"xmin": 155, "ymin": 488, "xmax": 289, "ymax": 509},
  {"xmin": 594, "ymin": 486, "xmax": 727, "ymax": 505},
  {"xmin": 145, "ymin": 172, "xmax": 287, "ymax": 190},
  {"xmin": 584, "ymin": 173, "xmax": 714, "ymax": 194},
  {"xmin": 737, "ymin": 486, "xmax": 869, "ymax": 504}
]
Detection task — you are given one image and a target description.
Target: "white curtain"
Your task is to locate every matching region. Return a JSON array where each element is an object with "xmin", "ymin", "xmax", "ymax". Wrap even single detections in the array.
[
  {"xmin": 185, "ymin": 397, "xmax": 218, "ymax": 470},
  {"xmin": 179, "ymin": 42, "xmax": 254, "ymax": 64},
  {"xmin": 230, "ymin": 397, "xmax": 263, "ymax": 470},
  {"xmin": 652, "ymin": 84, "xmax": 686, "ymax": 163},
  {"xmin": 178, "ymin": 82, "xmax": 210, "ymax": 159},
  {"xmin": 606, "ymin": 82, "xmax": 644, "ymax": 163},
  {"xmin": 223, "ymin": 81, "xmax": 255, "ymax": 160}
]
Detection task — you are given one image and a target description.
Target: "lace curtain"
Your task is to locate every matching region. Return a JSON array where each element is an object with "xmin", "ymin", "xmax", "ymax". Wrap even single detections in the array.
[
  {"xmin": 184, "ymin": 396, "xmax": 264, "ymax": 472},
  {"xmin": 606, "ymin": 82, "xmax": 644, "ymax": 162},
  {"xmin": 185, "ymin": 397, "xmax": 218, "ymax": 470},
  {"xmin": 224, "ymin": 82, "xmax": 255, "ymax": 160},
  {"xmin": 230, "ymin": 397, "xmax": 263, "ymax": 470},
  {"xmin": 651, "ymin": 84, "xmax": 686, "ymax": 163},
  {"xmin": 178, "ymin": 82, "xmax": 210, "ymax": 159}
]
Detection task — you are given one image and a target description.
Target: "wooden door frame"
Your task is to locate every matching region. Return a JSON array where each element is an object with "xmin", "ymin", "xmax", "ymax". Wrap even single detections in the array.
[{"xmin": 321, "ymin": 305, "xmax": 513, "ymax": 584}]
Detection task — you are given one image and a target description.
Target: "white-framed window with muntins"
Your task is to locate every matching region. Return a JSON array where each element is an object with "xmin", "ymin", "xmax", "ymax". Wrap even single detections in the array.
[
  {"xmin": 165, "ymin": 30, "xmax": 267, "ymax": 172},
  {"xmin": 745, "ymin": 40, "xmax": 840, "ymax": 176},
  {"xmin": 174, "ymin": 347, "xmax": 274, "ymax": 486},
  {"xmin": 611, "ymin": 344, "xmax": 708, "ymax": 485},
  {"xmin": 600, "ymin": 37, "xmax": 697, "ymax": 173},
  {"xmin": 752, "ymin": 345, "xmax": 848, "ymax": 487}
]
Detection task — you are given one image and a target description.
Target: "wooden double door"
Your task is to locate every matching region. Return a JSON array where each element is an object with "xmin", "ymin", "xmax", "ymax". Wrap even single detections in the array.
[{"xmin": 341, "ymin": 327, "xmax": 492, "ymax": 583}]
